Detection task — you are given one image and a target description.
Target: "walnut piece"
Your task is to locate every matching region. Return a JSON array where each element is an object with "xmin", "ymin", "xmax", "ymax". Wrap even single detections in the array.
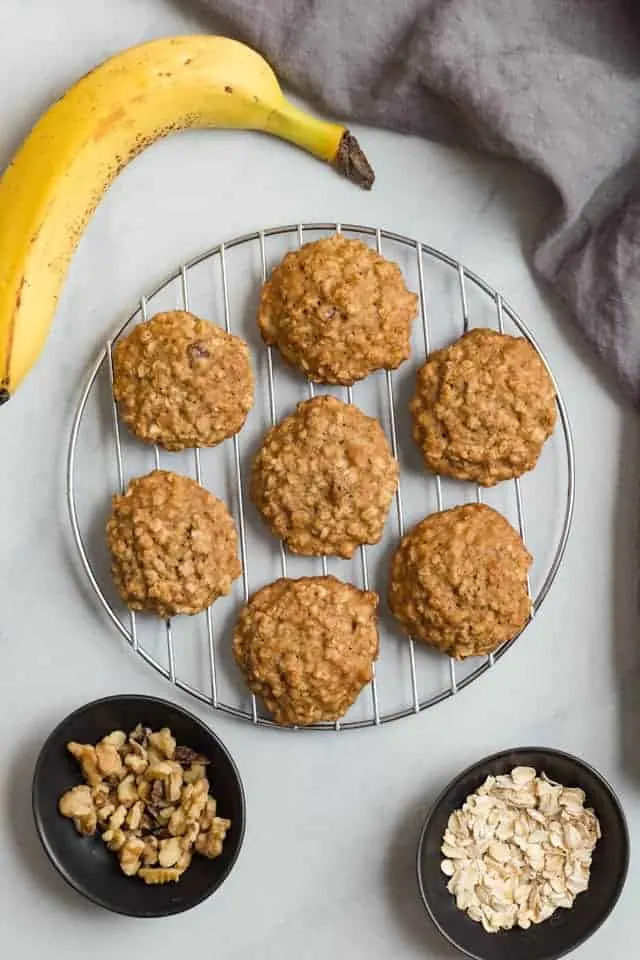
[
  {"xmin": 158, "ymin": 837, "xmax": 182, "ymax": 868},
  {"xmin": 59, "ymin": 724, "xmax": 231, "ymax": 885},
  {"xmin": 196, "ymin": 818, "xmax": 231, "ymax": 859},
  {"xmin": 58, "ymin": 784, "xmax": 94, "ymax": 819},
  {"xmin": 138, "ymin": 867, "xmax": 182, "ymax": 885},
  {"xmin": 149, "ymin": 728, "xmax": 176, "ymax": 760},
  {"xmin": 174, "ymin": 745, "xmax": 209, "ymax": 767},
  {"xmin": 67, "ymin": 743, "xmax": 102, "ymax": 786},
  {"xmin": 96, "ymin": 741, "xmax": 124, "ymax": 778},
  {"xmin": 117, "ymin": 774, "xmax": 138, "ymax": 806}
]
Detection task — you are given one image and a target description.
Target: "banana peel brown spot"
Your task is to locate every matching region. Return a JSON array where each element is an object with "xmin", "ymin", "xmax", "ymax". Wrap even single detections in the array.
[
  {"xmin": 93, "ymin": 107, "xmax": 128, "ymax": 143},
  {"xmin": 2, "ymin": 276, "xmax": 25, "ymax": 391}
]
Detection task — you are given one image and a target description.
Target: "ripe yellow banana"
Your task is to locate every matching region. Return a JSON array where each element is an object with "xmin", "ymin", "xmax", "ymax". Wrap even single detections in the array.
[{"xmin": 0, "ymin": 35, "xmax": 374, "ymax": 404}]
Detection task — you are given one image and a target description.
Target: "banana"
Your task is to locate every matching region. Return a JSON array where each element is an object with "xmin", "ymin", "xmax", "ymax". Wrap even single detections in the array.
[{"xmin": 0, "ymin": 35, "xmax": 374, "ymax": 404}]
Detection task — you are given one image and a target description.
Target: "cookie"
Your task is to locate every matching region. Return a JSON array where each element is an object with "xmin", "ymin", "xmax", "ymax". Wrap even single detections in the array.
[
  {"xmin": 113, "ymin": 310, "xmax": 254, "ymax": 452},
  {"xmin": 388, "ymin": 504, "xmax": 532, "ymax": 659},
  {"xmin": 106, "ymin": 469, "xmax": 241, "ymax": 618},
  {"xmin": 258, "ymin": 234, "xmax": 417, "ymax": 384},
  {"xmin": 411, "ymin": 328, "xmax": 557, "ymax": 486},
  {"xmin": 232, "ymin": 576, "xmax": 379, "ymax": 725},
  {"xmin": 250, "ymin": 395, "xmax": 399, "ymax": 558}
]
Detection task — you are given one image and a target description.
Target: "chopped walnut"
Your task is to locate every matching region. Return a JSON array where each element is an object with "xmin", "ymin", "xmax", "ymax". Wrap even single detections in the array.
[
  {"xmin": 102, "ymin": 827, "xmax": 126, "ymax": 852},
  {"xmin": 183, "ymin": 821, "xmax": 200, "ymax": 847},
  {"xmin": 142, "ymin": 836, "xmax": 159, "ymax": 866},
  {"xmin": 96, "ymin": 802, "xmax": 115, "ymax": 824},
  {"xmin": 158, "ymin": 837, "xmax": 182, "ymax": 868},
  {"xmin": 124, "ymin": 752, "xmax": 147, "ymax": 775},
  {"xmin": 169, "ymin": 807, "xmax": 187, "ymax": 837},
  {"xmin": 182, "ymin": 778, "xmax": 209, "ymax": 824},
  {"xmin": 95, "ymin": 741, "xmax": 124, "ymax": 778},
  {"xmin": 176, "ymin": 848, "xmax": 192, "ymax": 873},
  {"xmin": 145, "ymin": 760, "xmax": 174, "ymax": 780},
  {"xmin": 196, "ymin": 818, "xmax": 231, "ymax": 858},
  {"xmin": 138, "ymin": 867, "xmax": 182, "ymax": 885},
  {"xmin": 183, "ymin": 762, "xmax": 207, "ymax": 784},
  {"xmin": 146, "ymin": 746, "xmax": 165, "ymax": 767},
  {"xmin": 59, "ymin": 784, "xmax": 95, "ymax": 819},
  {"xmin": 92, "ymin": 783, "xmax": 112, "ymax": 808},
  {"xmin": 60, "ymin": 724, "xmax": 231, "ymax": 885},
  {"xmin": 149, "ymin": 779, "xmax": 164, "ymax": 806},
  {"xmin": 137, "ymin": 779, "xmax": 151, "ymax": 801},
  {"xmin": 108, "ymin": 805, "xmax": 127, "ymax": 830},
  {"xmin": 166, "ymin": 768, "xmax": 183, "ymax": 804},
  {"xmin": 119, "ymin": 837, "xmax": 145, "ymax": 877},
  {"xmin": 129, "ymin": 724, "xmax": 151, "ymax": 747},
  {"xmin": 67, "ymin": 743, "xmax": 102, "ymax": 786},
  {"xmin": 149, "ymin": 728, "xmax": 176, "ymax": 760},
  {"xmin": 73, "ymin": 811, "xmax": 98, "ymax": 837},
  {"xmin": 127, "ymin": 800, "xmax": 145, "ymax": 831},
  {"xmin": 174, "ymin": 746, "xmax": 209, "ymax": 767},
  {"xmin": 117, "ymin": 774, "xmax": 137, "ymax": 806},
  {"xmin": 199, "ymin": 795, "xmax": 217, "ymax": 831},
  {"xmin": 102, "ymin": 730, "xmax": 127, "ymax": 750}
]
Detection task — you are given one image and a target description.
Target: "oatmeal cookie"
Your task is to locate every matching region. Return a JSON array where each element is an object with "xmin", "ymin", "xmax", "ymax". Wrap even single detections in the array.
[
  {"xmin": 106, "ymin": 469, "xmax": 241, "ymax": 618},
  {"xmin": 388, "ymin": 504, "xmax": 532, "ymax": 659},
  {"xmin": 113, "ymin": 310, "xmax": 254, "ymax": 451},
  {"xmin": 250, "ymin": 395, "xmax": 398, "ymax": 558},
  {"xmin": 258, "ymin": 234, "xmax": 417, "ymax": 384},
  {"xmin": 233, "ymin": 576, "xmax": 379, "ymax": 725},
  {"xmin": 411, "ymin": 328, "xmax": 557, "ymax": 486}
]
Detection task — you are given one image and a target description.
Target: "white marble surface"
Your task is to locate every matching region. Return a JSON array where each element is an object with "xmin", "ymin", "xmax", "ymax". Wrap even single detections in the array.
[{"xmin": 0, "ymin": 2, "xmax": 638, "ymax": 957}]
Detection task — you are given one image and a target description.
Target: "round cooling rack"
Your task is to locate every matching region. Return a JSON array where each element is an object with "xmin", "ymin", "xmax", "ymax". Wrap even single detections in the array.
[{"xmin": 67, "ymin": 222, "xmax": 575, "ymax": 731}]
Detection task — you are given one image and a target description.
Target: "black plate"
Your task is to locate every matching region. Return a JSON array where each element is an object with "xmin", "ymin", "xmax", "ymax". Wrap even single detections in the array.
[
  {"xmin": 417, "ymin": 747, "xmax": 629, "ymax": 960},
  {"xmin": 32, "ymin": 694, "xmax": 246, "ymax": 917}
]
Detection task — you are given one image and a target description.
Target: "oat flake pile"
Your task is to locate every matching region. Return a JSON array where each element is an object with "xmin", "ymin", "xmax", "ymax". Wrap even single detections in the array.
[{"xmin": 440, "ymin": 767, "xmax": 601, "ymax": 933}]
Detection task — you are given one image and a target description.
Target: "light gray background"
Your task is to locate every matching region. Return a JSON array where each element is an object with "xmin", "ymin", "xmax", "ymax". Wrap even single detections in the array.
[{"xmin": 0, "ymin": 2, "xmax": 638, "ymax": 958}]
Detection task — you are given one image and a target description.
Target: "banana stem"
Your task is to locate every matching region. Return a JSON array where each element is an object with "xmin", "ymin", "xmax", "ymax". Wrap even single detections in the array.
[
  {"xmin": 268, "ymin": 99, "xmax": 374, "ymax": 190},
  {"xmin": 334, "ymin": 131, "xmax": 375, "ymax": 190}
]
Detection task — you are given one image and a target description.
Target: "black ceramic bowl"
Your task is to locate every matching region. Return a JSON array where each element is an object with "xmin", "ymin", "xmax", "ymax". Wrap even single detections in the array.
[
  {"xmin": 417, "ymin": 747, "xmax": 629, "ymax": 960},
  {"xmin": 32, "ymin": 694, "xmax": 246, "ymax": 917}
]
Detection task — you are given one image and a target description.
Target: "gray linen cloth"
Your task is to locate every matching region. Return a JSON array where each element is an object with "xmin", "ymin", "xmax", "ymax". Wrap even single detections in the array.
[{"xmin": 197, "ymin": 0, "xmax": 640, "ymax": 402}]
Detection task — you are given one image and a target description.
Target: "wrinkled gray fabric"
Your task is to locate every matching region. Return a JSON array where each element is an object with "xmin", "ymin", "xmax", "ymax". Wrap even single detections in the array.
[{"xmin": 197, "ymin": 0, "xmax": 640, "ymax": 401}]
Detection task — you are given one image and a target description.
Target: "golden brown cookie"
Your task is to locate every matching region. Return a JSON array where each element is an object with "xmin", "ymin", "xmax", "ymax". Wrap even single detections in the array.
[
  {"xmin": 232, "ymin": 576, "xmax": 379, "ymax": 725},
  {"xmin": 113, "ymin": 310, "xmax": 254, "ymax": 452},
  {"xmin": 411, "ymin": 328, "xmax": 557, "ymax": 486},
  {"xmin": 250, "ymin": 395, "xmax": 398, "ymax": 558},
  {"xmin": 106, "ymin": 469, "xmax": 241, "ymax": 618},
  {"xmin": 258, "ymin": 234, "xmax": 418, "ymax": 384},
  {"xmin": 388, "ymin": 504, "xmax": 532, "ymax": 659}
]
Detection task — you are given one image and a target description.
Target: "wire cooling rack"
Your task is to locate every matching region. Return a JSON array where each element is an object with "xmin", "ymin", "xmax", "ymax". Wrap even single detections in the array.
[{"xmin": 67, "ymin": 223, "xmax": 574, "ymax": 730}]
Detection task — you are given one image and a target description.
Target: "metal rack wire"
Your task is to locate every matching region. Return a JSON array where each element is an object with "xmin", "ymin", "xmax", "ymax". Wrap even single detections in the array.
[{"xmin": 67, "ymin": 223, "xmax": 575, "ymax": 730}]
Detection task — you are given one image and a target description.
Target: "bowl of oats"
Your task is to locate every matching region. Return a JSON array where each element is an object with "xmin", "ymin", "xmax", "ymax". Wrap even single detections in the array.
[
  {"xmin": 416, "ymin": 747, "xmax": 628, "ymax": 960},
  {"xmin": 32, "ymin": 694, "xmax": 246, "ymax": 916}
]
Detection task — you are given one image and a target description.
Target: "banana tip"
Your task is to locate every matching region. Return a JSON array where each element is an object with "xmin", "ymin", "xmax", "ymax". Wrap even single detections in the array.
[
  {"xmin": 0, "ymin": 388, "xmax": 9, "ymax": 406},
  {"xmin": 335, "ymin": 132, "xmax": 374, "ymax": 190}
]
